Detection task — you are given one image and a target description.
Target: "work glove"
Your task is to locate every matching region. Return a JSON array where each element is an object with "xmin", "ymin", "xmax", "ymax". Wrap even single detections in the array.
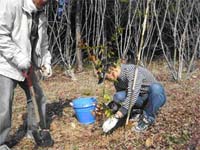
[
  {"xmin": 107, "ymin": 101, "xmax": 121, "ymax": 114},
  {"xmin": 102, "ymin": 115, "xmax": 119, "ymax": 133},
  {"xmin": 12, "ymin": 51, "xmax": 31, "ymax": 70},
  {"xmin": 40, "ymin": 64, "xmax": 52, "ymax": 78}
]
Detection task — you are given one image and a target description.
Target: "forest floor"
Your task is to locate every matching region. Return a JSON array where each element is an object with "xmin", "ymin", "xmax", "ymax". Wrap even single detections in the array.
[{"xmin": 8, "ymin": 61, "xmax": 200, "ymax": 150}]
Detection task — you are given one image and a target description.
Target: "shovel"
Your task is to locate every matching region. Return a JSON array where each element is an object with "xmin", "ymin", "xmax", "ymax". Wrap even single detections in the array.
[
  {"xmin": 22, "ymin": 66, "xmax": 40, "ymax": 125},
  {"xmin": 22, "ymin": 66, "xmax": 54, "ymax": 147}
]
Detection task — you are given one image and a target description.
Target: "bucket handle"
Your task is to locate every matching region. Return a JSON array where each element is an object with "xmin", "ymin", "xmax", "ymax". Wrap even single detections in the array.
[
  {"xmin": 70, "ymin": 102, "xmax": 96, "ymax": 106},
  {"xmin": 92, "ymin": 102, "xmax": 97, "ymax": 106}
]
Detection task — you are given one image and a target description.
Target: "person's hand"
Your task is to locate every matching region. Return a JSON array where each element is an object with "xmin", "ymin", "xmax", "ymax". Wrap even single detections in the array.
[
  {"xmin": 102, "ymin": 116, "xmax": 119, "ymax": 133},
  {"xmin": 22, "ymin": 66, "xmax": 33, "ymax": 87},
  {"xmin": 18, "ymin": 58, "xmax": 31, "ymax": 70},
  {"xmin": 13, "ymin": 51, "xmax": 30, "ymax": 70},
  {"xmin": 40, "ymin": 64, "xmax": 52, "ymax": 78}
]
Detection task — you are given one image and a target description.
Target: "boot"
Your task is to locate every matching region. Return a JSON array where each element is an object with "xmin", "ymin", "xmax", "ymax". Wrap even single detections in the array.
[{"xmin": 32, "ymin": 129, "xmax": 54, "ymax": 147}]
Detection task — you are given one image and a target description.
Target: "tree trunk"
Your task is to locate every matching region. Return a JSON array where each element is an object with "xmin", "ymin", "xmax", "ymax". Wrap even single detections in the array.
[{"xmin": 75, "ymin": 0, "xmax": 83, "ymax": 72}]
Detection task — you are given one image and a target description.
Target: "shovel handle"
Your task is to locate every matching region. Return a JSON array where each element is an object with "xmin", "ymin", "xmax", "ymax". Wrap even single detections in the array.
[{"xmin": 22, "ymin": 66, "xmax": 34, "ymax": 87}]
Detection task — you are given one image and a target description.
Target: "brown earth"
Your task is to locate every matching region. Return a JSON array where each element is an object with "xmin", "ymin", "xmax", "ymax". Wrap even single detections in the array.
[{"xmin": 8, "ymin": 61, "xmax": 200, "ymax": 150}]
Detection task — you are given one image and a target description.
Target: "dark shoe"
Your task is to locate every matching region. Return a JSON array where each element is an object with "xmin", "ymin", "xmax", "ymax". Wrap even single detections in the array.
[
  {"xmin": 133, "ymin": 113, "xmax": 154, "ymax": 132},
  {"xmin": 130, "ymin": 109, "xmax": 143, "ymax": 121},
  {"xmin": 32, "ymin": 130, "xmax": 54, "ymax": 147}
]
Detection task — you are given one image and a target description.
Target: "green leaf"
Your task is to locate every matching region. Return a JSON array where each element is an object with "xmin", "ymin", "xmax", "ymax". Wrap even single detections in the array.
[{"xmin": 103, "ymin": 94, "xmax": 111, "ymax": 102}]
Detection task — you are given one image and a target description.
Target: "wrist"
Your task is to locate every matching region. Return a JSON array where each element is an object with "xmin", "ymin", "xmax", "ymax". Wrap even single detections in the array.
[
  {"xmin": 115, "ymin": 111, "xmax": 123, "ymax": 119},
  {"xmin": 118, "ymin": 106, "xmax": 128, "ymax": 116}
]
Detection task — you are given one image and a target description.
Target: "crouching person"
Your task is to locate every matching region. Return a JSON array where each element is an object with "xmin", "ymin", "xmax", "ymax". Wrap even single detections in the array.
[{"xmin": 98, "ymin": 62, "xmax": 166, "ymax": 133}]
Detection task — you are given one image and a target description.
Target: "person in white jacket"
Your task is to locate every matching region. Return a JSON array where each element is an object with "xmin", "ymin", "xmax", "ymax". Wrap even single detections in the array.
[{"xmin": 0, "ymin": 0, "xmax": 53, "ymax": 148}]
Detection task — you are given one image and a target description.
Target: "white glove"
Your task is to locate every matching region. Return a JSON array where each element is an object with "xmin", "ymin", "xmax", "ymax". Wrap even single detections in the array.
[
  {"xmin": 102, "ymin": 116, "xmax": 119, "ymax": 133},
  {"xmin": 13, "ymin": 51, "xmax": 30, "ymax": 70},
  {"xmin": 40, "ymin": 64, "xmax": 52, "ymax": 78}
]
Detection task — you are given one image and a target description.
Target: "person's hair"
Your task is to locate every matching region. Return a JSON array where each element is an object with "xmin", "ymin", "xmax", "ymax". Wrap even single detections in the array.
[
  {"xmin": 97, "ymin": 58, "xmax": 120, "ymax": 84},
  {"xmin": 107, "ymin": 59, "xmax": 121, "ymax": 70}
]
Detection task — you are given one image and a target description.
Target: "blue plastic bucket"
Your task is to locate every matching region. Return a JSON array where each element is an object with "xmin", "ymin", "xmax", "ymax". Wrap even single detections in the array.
[{"xmin": 71, "ymin": 97, "xmax": 97, "ymax": 124}]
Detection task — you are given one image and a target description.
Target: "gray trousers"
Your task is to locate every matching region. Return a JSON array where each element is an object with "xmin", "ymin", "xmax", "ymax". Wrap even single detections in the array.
[
  {"xmin": 0, "ymin": 75, "xmax": 17, "ymax": 145},
  {"xmin": 0, "ymin": 71, "xmax": 47, "ymax": 145}
]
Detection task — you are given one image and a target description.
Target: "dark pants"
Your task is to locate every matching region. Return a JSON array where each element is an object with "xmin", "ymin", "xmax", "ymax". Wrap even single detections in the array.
[
  {"xmin": 113, "ymin": 83, "xmax": 166, "ymax": 122},
  {"xmin": 18, "ymin": 70, "xmax": 47, "ymax": 130}
]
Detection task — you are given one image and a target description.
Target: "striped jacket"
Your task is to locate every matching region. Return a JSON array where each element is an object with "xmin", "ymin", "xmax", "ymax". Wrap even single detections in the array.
[{"xmin": 114, "ymin": 64, "xmax": 157, "ymax": 112}]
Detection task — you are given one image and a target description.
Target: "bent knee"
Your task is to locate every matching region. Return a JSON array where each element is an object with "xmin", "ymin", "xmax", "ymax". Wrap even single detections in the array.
[
  {"xmin": 149, "ymin": 83, "xmax": 164, "ymax": 94},
  {"xmin": 113, "ymin": 91, "xmax": 126, "ymax": 103}
]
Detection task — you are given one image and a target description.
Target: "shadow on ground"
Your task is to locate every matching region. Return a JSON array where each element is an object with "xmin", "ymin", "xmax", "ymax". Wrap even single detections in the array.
[{"xmin": 5, "ymin": 99, "xmax": 72, "ymax": 148}]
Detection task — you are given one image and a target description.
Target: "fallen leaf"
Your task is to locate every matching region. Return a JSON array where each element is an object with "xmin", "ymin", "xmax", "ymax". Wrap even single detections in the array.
[
  {"xmin": 71, "ymin": 122, "xmax": 76, "ymax": 128},
  {"xmin": 50, "ymin": 121, "xmax": 58, "ymax": 131},
  {"xmin": 145, "ymin": 137, "xmax": 154, "ymax": 148},
  {"xmin": 192, "ymin": 75, "xmax": 197, "ymax": 79}
]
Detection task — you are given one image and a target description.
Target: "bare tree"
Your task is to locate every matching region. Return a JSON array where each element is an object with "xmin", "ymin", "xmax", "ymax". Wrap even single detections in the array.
[
  {"xmin": 75, "ymin": 0, "xmax": 83, "ymax": 72},
  {"xmin": 152, "ymin": 0, "xmax": 199, "ymax": 80},
  {"xmin": 45, "ymin": 0, "xmax": 200, "ymax": 81}
]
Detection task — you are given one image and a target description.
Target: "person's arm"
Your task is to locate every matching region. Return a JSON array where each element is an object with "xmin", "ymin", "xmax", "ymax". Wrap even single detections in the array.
[
  {"xmin": 0, "ymin": 0, "xmax": 30, "ymax": 69},
  {"xmin": 102, "ymin": 67, "xmax": 144, "ymax": 133},
  {"xmin": 118, "ymin": 70, "xmax": 144, "ymax": 117},
  {"xmin": 38, "ymin": 13, "xmax": 52, "ymax": 77},
  {"xmin": 39, "ymin": 13, "xmax": 51, "ymax": 66}
]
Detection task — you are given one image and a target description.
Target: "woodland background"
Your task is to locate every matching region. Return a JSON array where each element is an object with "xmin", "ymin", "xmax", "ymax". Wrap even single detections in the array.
[
  {"xmin": 8, "ymin": 0, "xmax": 200, "ymax": 149},
  {"xmin": 46, "ymin": 0, "xmax": 200, "ymax": 81}
]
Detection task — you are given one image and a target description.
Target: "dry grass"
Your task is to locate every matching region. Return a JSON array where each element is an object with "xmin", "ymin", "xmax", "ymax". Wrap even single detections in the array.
[{"xmin": 8, "ymin": 62, "xmax": 200, "ymax": 150}]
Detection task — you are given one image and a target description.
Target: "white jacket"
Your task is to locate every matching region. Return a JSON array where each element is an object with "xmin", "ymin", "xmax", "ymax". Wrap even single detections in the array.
[{"xmin": 0, "ymin": 0, "xmax": 51, "ymax": 81}]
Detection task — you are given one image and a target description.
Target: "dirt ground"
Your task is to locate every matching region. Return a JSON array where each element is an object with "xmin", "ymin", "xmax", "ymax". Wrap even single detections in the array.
[{"xmin": 7, "ymin": 61, "xmax": 200, "ymax": 150}]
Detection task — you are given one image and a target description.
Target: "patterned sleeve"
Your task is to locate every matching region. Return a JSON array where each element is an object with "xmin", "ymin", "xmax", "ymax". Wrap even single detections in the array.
[{"xmin": 121, "ymin": 68, "xmax": 144, "ymax": 112}]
